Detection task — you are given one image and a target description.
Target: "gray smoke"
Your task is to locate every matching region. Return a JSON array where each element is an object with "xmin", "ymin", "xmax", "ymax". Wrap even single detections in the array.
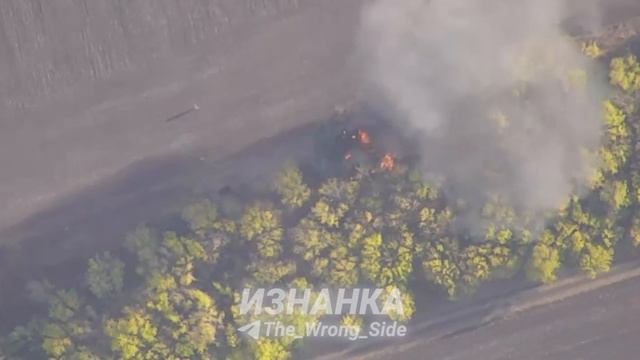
[{"xmin": 360, "ymin": 0, "xmax": 605, "ymax": 220}]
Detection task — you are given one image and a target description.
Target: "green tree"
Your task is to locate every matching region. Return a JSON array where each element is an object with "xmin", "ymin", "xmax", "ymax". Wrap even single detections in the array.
[
  {"xmin": 169, "ymin": 289, "xmax": 222, "ymax": 358},
  {"xmin": 526, "ymin": 242, "xmax": 561, "ymax": 284},
  {"xmin": 253, "ymin": 339, "xmax": 290, "ymax": 360},
  {"xmin": 291, "ymin": 218, "xmax": 335, "ymax": 273},
  {"xmin": 630, "ymin": 216, "xmax": 640, "ymax": 247},
  {"xmin": 600, "ymin": 180, "xmax": 630, "ymax": 211},
  {"xmin": 249, "ymin": 259, "xmax": 297, "ymax": 285},
  {"xmin": 41, "ymin": 323, "xmax": 74, "ymax": 358},
  {"xmin": 421, "ymin": 237, "xmax": 463, "ymax": 297},
  {"xmin": 86, "ymin": 252, "xmax": 125, "ymax": 299},
  {"xmin": 104, "ymin": 307, "xmax": 162, "ymax": 360},
  {"xmin": 275, "ymin": 164, "xmax": 311, "ymax": 208},
  {"xmin": 311, "ymin": 178, "xmax": 359, "ymax": 228},
  {"xmin": 240, "ymin": 202, "xmax": 284, "ymax": 259},
  {"xmin": 380, "ymin": 286, "xmax": 415, "ymax": 322},
  {"xmin": 579, "ymin": 243, "xmax": 613, "ymax": 278},
  {"xmin": 40, "ymin": 289, "xmax": 92, "ymax": 359},
  {"xmin": 125, "ymin": 225, "xmax": 164, "ymax": 277},
  {"xmin": 182, "ymin": 199, "xmax": 219, "ymax": 235},
  {"xmin": 610, "ymin": 55, "xmax": 640, "ymax": 92},
  {"xmin": 582, "ymin": 40, "xmax": 604, "ymax": 59},
  {"xmin": 327, "ymin": 245, "xmax": 359, "ymax": 286},
  {"xmin": 598, "ymin": 100, "xmax": 630, "ymax": 177},
  {"xmin": 162, "ymin": 231, "xmax": 206, "ymax": 286},
  {"xmin": 361, "ymin": 227, "xmax": 414, "ymax": 288}
]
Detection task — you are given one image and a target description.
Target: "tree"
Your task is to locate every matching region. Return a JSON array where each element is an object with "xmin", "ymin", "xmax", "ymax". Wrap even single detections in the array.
[
  {"xmin": 598, "ymin": 100, "xmax": 630, "ymax": 177},
  {"xmin": 360, "ymin": 233, "xmax": 382, "ymax": 284},
  {"xmin": 526, "ymin": 243, "xmax": 560, "ymax": 284},
  {"xmin": 253, "ymin": 339, "xmax": 290, "ymax": 360},
  {"xmin": 582, "ymin": 40, "xmax": 604, "ymax": 59},
  {"xmin": 579, "ymin": 243, "xmax": 613, "ymax": 278},
  {"xmin": 380, "ymin": 286, "xmax": 415, "ymax": 322},
  {"xmin": 311, "ymin": 178, "xmax": 359, "ymax": 228},
  {"xmin": 421, "ymin": 237, "xmax": 463, "ymax": 297},
  {"xmin": 600, "ymin": 180, "xmax": 630, "ymax": 211},
  {"xmin": 361, "ymin": 227, "xmax": 414, "ymax": 288},
  {"xmin": 41, "ymin": 289, "xmax": 92, "ymax": 359},
  {"xmin": 327, "ymin": 245, "xmax": 359, "ymax": 286},
  {"xmin": 104, "ymin": 307, "xmax": 162, "ymax": 360},
  {"xmin": 41, "ymin": 323, "xmax": 74, "ymax": 358},
  {"xmin": 182, "ymin": 199, "xmax": 219, "ymax": 235},
  {"xmin": 240, "ymin": 202, "xmax": 284, "ymax": 259},
  {"xmin": 161, "ymin": 231, "xmax": 206, "ymax": 286},
  {"xmin": 610, "ymin": 55, "xmax": 640, "ymax": 92},
  {"xmin": 3, "ymin": 320, "xmax": 45, "ymax": 359},
  {"xmin": 125, "ymin": 225, "xmax": 164, "ymax": 277},
  {"xmin": 460, "ymin": 245, "xmax": 494, "ymax": 289},
  {"xmin": 86, "ymin": 252, "xmax": 125, "ymax": 299},
  {"xmin": 274, "ymin": 164, "xmax": 311, "ymax": 208},
  {"xmin": 291, "ymin": 219, "xmax": 335, "ymax": 268},
  {"xmin": 249, "ymin": 259, "xmax": 297, "ymax": 285},
  {"xmin": 169, "ymin": 289, "xmax": 222, "ymax": 358},
  {"xmin": 631, "ymin": 216, "xmax": 640, "ymax": 247}
]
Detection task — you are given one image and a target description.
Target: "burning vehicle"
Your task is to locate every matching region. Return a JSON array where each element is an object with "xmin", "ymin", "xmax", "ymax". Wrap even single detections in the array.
[{"xmin": 313, "ymin": 116, "xmax": 397, "ymax": 177}]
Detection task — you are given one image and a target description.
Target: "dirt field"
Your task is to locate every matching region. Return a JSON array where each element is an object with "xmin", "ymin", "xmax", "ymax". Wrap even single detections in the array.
[{"xmin": 0, "ymin": 0, "xmax": 366, "ymax": 231}]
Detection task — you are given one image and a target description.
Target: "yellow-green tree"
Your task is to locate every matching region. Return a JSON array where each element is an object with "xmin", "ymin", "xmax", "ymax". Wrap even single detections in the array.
[
  {"xmin": 274, "ymin": 164, "xmax": 311, "ymax": 209},
  {"xmin": 610, "ymin": 55, "xmax": 640, "ymax": 92},
  {"xmin": 421, "ymin": 237, "xmax": 463, "ymax": 297},
  {"xmin": 526, "ymin": 242, "xmax": 561, "ymax": 284},
  {"xmin": 104, "ymin": 307, "xmax": 164, "ymax": 359},
  {"xmin": 579, "ymin": 243, "xmax": 613, "ymax": 279},
  {"xmin": 361, "ymin": 226, "xmax": 414, "ymax": 288},
  {"xmin": 240, "ymin": 202, "xmax": 284, "ymax": 259},
  {"xmin": 582, "ymin": 40, "xmax": 604, "ymax": 59},
  {"xmin": 311, "ymin": 178, "xmax": 359, "ymax": 228}
]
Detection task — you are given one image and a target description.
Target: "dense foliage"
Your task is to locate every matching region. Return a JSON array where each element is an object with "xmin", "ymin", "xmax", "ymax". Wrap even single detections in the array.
[{"xmin": 4, "ymin": 48, "xmax": 640, "ymax": 360}]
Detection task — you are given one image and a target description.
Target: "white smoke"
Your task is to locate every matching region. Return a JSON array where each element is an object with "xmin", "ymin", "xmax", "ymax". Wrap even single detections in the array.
[{"xmin": 360, "ymin": 0, "xmax": 605, "ymax": 217}]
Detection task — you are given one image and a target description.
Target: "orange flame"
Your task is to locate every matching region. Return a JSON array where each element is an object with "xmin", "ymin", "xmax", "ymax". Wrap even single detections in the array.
[
  {"xmin": 380, "ymin": 153, "xmax": 395, "ymax": 171},
  {"xmin": 357, "ymin": 129, "xmax": 371, "ymax": 145}
]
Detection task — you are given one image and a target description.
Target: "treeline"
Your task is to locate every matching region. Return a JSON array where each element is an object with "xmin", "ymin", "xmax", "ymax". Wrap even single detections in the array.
[{"xmin": 3, "ymin": 49, "xmax": 640, "ymax": 359}]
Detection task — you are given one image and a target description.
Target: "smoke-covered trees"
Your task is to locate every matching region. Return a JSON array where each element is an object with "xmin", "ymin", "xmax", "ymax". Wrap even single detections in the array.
[
  {"xmin": 610, "ymin": 54, "xmax": 640, "ymax": 92},
  {"xmin": 582, "ymin": 40, "xmax": 604, "ymax": 59}
]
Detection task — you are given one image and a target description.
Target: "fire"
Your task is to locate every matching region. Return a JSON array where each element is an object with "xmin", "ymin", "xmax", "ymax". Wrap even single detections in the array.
[
  {"xmin": 380, "ymin": 153, "xmax": 395, "ymax": 171},
  {"xmin": 357, "ymin": 129, "xmax": 371, "ymax": 145}
]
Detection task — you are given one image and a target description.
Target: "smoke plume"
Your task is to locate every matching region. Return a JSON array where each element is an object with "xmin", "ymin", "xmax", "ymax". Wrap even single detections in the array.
[{"xmin": 360, "ymin": 0, "xmax": 605, "ymax": 221}]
